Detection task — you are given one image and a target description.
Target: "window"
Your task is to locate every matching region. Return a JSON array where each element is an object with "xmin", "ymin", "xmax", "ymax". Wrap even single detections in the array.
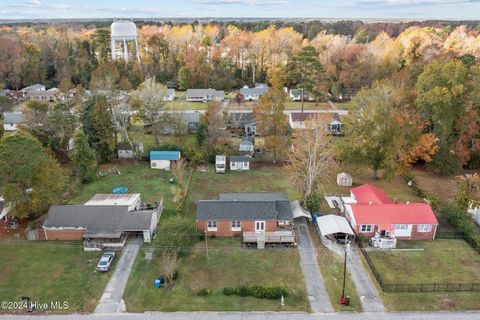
[
  {"xmin": 207, "ymin": 220, "xmax": 217, "ymax": 231},
  {"xmin": 255, "ymin": 221, "xmax": 265, "ymax": 232},
  {"xmin": 417, "ymin": 224, "xmax": 432, "ymax": 232},
  {"xmin": 360, "ymin": 224, "xmax": 373, "ymax": 232},
  {"xmin": 231, "ymin": 221, "xmax": 241, "ymax": 231},
  {"xmin": 395, "ymin": 224, "xmax": 408, "ymax": 230},
  {"xmin": 152, "ymin": 162, "xmax": 157, "ymax": 168},
  {"xmin": 243, "ymin": 162, "xmax": 249, "ymax": 167}
]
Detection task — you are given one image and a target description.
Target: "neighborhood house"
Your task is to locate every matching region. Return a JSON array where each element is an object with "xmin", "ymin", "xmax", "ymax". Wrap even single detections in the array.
[
  {"xmin": 227, "ymin": 112, "xmax": 257, "ymax": 135},
  {"xmin": 2, "ymin": 112, "xmax": 24, "ymax": 131},
  {"xmin": 289, "ymin": 89, "xmax": 314, "ymax": 101},
  {"xmin": 229, "ymin": 156, "xmax": 251, "ymax": 171},
  {"xmin": 289, "ymin": 112, "xmax": 344, "ymax": 135},
  {"xmin": 239, "ymin": 135, "xmax": 254, "ymax": 154},
  {"xmin": 338, "ymin": 184, "xmax": 439, "ymax": 248},
  {"xmin": 25, "ymin": 88, "xmax": 60, "ymax": 102},
  {"xmin": 150, "ymin": 150, "xmax": 181, "ymax": 170},
  {"xmin": 163, "ymin": 89, "xmax": 175, "ymax": 101},
  {"xmin": 240, "ymin": 84, "xmax": 268, "ymax": 101},
  {"xmin": 42, "ymin": 194, "xmax": 162, "ymax": 250},
  {"xmin": 186, "ymin": 89, "xmax": 225, "ymax": 102}
]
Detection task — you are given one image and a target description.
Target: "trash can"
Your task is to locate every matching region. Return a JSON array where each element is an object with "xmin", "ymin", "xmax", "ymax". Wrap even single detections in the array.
[
  {"xmin": 155, "ymin": 278, "xmax": 162, "ymax": 288},
  {"xmin": 169, "ymin": 178, "xmax": 175, "ymax": 184}
]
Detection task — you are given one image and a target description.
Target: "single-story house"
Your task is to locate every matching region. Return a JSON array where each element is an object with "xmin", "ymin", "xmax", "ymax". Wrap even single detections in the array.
[
  {"xmin": 84, "ymin": 193, "xmax": 142, "ymax": 212},
  {"xmin": 342, "ymin": 184, "xmax": 439, "ymax": 248},
  {"xmin": 163, "ymin": 89, "xmax": 175, "ymax": 101},
  {"xmin": 196, "ymin": 193, "xmax": 302, "ymax": 248},
  {"xmin": 117, "ymin": 142, "xmax": 144, "ymax": 159},
  {"xmin": 43, "ymin": 200, "xmax": 162, "ymax": 250},
  {"xmin": 289, "ymin": 112, "xmax": 344, "ymax": 135},
  {"xmin": 0, "ymin": 196, "xmax": 11, "ymax": 236},
  {"xmin": 230, "ymin": 156, "xmax": 251, "ymax": 171},
  {"xmin": 25, "ymin": 88, "xmax": 60, "ymax": 102},
  {"xmin": 150, "ymin": 150, "xmax": 181, "ymax": 170},
  {"xmin": 2, "ymin": 112, "xmax": 24, "ymax": 131},
  {"xmin": 162, "ymin": 112, "xmax": 200, "ymax": 134},
  {"xmin": 289, "ymin": 89, "xmax": 314, "ymax": 101},
  {"xmin": 239, "ymin": 135, "xmax": 254, "ymax": 154},
  {"xmin": 227, "ymin": 112, "xmax": 257, "ymax": 135},
  {"xmin": 20, "ymin": 83, "xmax": 45, "ymax": 94},
  {"xmin": 186, "ymin": 89, "xmax": 224, "ymax": 102},
  {"xmin": 240, "ymin": 85, "xmax": 268, "ymax": 101}
]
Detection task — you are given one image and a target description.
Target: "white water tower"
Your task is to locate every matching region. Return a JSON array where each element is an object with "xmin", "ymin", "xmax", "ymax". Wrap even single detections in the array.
[{"xmin": 111, "ymin": 19, "xmax": 140, "ymax": 63}]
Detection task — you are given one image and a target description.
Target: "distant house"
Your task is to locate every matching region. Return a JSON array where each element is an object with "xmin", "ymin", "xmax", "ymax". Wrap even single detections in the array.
[
  {"xmin": 117, "ymin": 142, "xmax": 144, "ymax": 159},
  {"xmin": 289, "ymin": 112, "xmax": 344, "ymax": 135},
  {"xmin": 163, "ymin": 112, "xmax": 201, "ymax": 134},
  {"xmin": 150, "ymin": 150, "xmax": 181, "ymax": 170},
  {"xmin": 230, "ymin": 156, "xmax": 251, "ymax": 171},
  {"xmin": 186, "ymin": 89, "xmax": 224, "ymax": 102},
  {"xmin": 228, "ymin": 112, "xmax": 257, "ymax": 135},
  {"xmin": 25, "ymin": 88, "xmax": 60, "ymax": 102},
  {"xmin": 42, "ymin": 193, "xmax": 162, "ymax": 250},
  {"xmin": 163, "ymin": 89, "xmax": 175, "ymax": 102},
  {"xmin": 2, "ymin": 112, "xmax": 24, "ymax": 131},
  {"xmin": 196, "ymin": 193, "xmax": 310, "ymax": 248},
  {"xmin": 240, "ymin": 85, "xmax": 268, "ymax": 101},
  {"xmin": 239, "ymin": 135, "xmax": 254, "ymax": 154},
  {"xmin": 289, "ymin": 89, "xmax": 314, "ymax": 101},
  {"xmin": 341, "ymin": 184, "xmax": 439, "ymax": 248},
  {"xmin": 20, "ymin": 83, "xmax": 46, "ymax": 94}
]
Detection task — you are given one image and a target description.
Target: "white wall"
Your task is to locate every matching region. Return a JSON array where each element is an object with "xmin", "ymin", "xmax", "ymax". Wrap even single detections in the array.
[
  {"xmin": 230, "ymin": 161, "xmax": 249, "ymax": 171},
  {"xmin": 3, "ymin": 123, "xmax": 17, "ymax": 131},
  {"xmin": 151, "ymin": 160, "xmax": 171, "ymax": 170},
  {"xmin": 393, "ymin": 224, "xmax": 413, "ymax": 237}
]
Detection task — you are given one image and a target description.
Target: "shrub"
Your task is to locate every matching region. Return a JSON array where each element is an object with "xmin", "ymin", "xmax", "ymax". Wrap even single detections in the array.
[
  {"xmin": 223, "ymin": 286, "xmax": 288, "ymax": 299},
  {"xmin": 402, "ymin": 173, "xmax": 440, "ymax": 210},
  {"xmin": 197, "ymin": 288, "xmax": 211, "ymax": 296},
  {"xmin": 441, "ymin": 203, "xmax": 480, "ymax": 254}
]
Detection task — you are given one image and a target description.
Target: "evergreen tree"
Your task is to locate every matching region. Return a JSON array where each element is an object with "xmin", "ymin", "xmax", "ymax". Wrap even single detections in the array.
[{"xmin": 72, "ymin": 131, "xmax": 97, "ymax": 183}]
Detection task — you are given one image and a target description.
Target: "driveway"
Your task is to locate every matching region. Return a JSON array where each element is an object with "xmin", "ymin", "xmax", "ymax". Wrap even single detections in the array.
[
  {"xmin": 295, "ymin": 222, "xmax": 334, "ymax": 312},
  {"xmin": 94, "ymin": 237, "xmax": 143, "ymax": 314}
]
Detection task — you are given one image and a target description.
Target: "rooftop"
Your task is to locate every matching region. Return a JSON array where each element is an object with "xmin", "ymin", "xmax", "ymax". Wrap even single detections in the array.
[
  {"xmin": 84, "ymin": 193, "xmax": 141, "ymax": 207},
  {"xmin": 3, "ymin": 112, "xmax": 24, "ymax": 124},
  {"xmin": 150, "ymin": 150, "xmax": 181, "ymax": 161},
  {"xmin": 351, "ymin": 184, "xmax": 391, "ymax": 204}
]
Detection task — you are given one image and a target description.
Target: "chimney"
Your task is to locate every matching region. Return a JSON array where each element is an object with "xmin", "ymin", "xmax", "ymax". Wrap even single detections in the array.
[
  {"xmin": 394, "ymin": 198, "xmax": 398, "ymax": 204},
  {"xmin": 369, "ymin": 201, "xmax": 372, "ymax": 205},
  {"xmin": 406, "ymin": 201, "xmax": 410, "ymax": 205}
]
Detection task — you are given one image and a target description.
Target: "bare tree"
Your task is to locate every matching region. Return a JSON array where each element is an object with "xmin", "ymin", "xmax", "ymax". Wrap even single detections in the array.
[
  {"xmin": 112, "ymin": 100, "xmax": 137, "ymax": 159},
  {"xmin": 171, "ymin": 158, "xmax": 187, "ymax": 214},
  {"xmin": 205, "ymin": 101, "xmax": 225, "ymax": 146},
  {"xmin": 159, "ymin": 250, "xmax": 180, "ymax": 289},
  {"xmin": 287, "ymin": 114, "xmax": 337, "ymax": 203},
  {"xmin": 132, "ymin": 78, "xmax": 168, "ymax": 145}
]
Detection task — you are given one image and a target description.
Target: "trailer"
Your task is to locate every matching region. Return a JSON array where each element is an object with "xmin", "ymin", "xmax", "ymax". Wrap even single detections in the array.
[{"xmin": 215, "ymin": 155, "xmax": 226, "ymax": 174}]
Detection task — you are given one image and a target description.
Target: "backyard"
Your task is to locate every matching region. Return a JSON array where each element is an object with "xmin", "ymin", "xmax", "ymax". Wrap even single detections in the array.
[
  {"xmin": 364, "ymin": 239, "xmax": 480, "ymax": 311},
  {"xmin": 124, "ymin": 238, "xmax": 309, "ymax": 312},
  {"xmin": 0, "ymin": 243, "xmax": 111, "ymax": 313}
]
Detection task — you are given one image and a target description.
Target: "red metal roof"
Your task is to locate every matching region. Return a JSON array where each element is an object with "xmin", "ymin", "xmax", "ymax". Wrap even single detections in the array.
[
  {"xmin": 351, "ymin": 184, "xmax": 391, "ymax": 204},
  {"xmin": 350, "ymin": 203, "xmax": 438, "ymax": 229}
]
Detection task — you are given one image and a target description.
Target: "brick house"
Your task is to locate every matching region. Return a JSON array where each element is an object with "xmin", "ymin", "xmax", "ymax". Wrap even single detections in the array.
[
  {"xmin": 196, "ymin": 193, "xmax": 310, "ymax": 248},
  {"xmin": 342, "ymin": 184, "xmax": 438, "ymax": 248}
]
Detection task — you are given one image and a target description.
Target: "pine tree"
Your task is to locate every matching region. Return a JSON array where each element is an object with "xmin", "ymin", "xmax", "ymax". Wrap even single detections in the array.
[{"xmin": 72, "ymin": 131, "xmax": 97, "ymax": 183}]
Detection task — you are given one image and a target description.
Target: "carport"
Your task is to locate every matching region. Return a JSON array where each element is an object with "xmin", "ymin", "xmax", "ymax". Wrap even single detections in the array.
[{"xmin": 314, "ymin": 214, "xmax": 354, "ymax": 237}]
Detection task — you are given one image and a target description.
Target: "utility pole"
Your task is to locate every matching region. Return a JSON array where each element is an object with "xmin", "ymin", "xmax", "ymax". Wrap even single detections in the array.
[
  {"xmin": 301, "ymin": 88, "xmax": 305, "ymax": 113},
  {"xmin": 204, "ymin": 230, "xmax": 209, "ymax": 259},
  {"xmin": 339, "ymin": 238, "xmax": 351, "ymax": 306}
]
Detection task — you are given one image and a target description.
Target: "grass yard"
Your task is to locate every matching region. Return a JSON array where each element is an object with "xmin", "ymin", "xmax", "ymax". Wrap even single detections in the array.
[
  {"xmin": 165, "ymin": 100, "xmax": 208, "ymax": 110},
  {"xmin": 69, "ymin": 162, "xmax": 176, "ymax": 214},
  {"xmin": 0, "ymin": 243, "xmax": 111, "ymax": 313},
  {"xmin": 309, "ymin": 225, "xmax": 362, "ymax": 312},
  {"xmin": 363, "ymin": 239, "xmax": 480, "ymax": 311},
  {"xmin": 124, "ymin": 238, "xmax": 309, "ymax": 312}
]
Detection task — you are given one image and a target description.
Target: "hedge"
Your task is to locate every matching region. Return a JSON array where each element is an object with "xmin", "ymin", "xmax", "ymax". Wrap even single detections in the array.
[
  {"xmin": 223, "ymin": 285, "xmax": 288, "ymax": 299},
  {"xmin": 442, "ymin": 203, "xmax": 480, "ymax": 253},
  {"xmin": 402, "ymin": 173, "xmax": 440, "ymax": 210}
]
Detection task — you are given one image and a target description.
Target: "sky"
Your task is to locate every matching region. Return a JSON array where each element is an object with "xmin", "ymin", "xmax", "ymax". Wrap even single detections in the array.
[{"xmin": 0, "ymin": 0, "xmax": 479, "ymax": 20}]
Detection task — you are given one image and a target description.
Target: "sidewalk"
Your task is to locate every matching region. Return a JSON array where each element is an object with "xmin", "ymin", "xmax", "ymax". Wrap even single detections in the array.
[
  {"xmin": 296, "ymin": 222, "xmax": 334, "ymax": 312},
  {"xmin": 94, "ymin": 238, "xmax": 143, "ymax": 314}
]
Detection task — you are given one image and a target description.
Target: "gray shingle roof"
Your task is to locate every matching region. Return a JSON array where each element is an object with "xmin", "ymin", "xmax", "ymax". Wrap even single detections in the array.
[
  {"xmin": 196, "ymin": 193, "xmax": 293, "ymax": 221},
  {"xmin": 43, "ymin": 205, "xmax": 155, "ymax": 238},
  {"xmin": 229, "ymin": 156, "xmax": 251, "ymax": 162},
  {"xmin": 3, "ymin": 112, "xmax": 24, "ymax": 124},
  {"xmin": 240, "ymin": 86, "xmax": 268, "ymax": 96},
  {"xmin": 186, "ymin": 89, "xmax": 224, "ymax": 99}
]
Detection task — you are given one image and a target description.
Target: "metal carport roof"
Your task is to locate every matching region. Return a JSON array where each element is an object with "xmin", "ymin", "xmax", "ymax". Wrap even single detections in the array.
[{"xmin": 314, "ymin": 214, "xmax": 354, "ymax": 236}]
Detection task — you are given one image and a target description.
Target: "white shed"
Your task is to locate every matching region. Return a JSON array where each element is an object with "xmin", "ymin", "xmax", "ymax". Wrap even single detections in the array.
[{"xmin": 337, "ymin": 172, "xmax": 353, "ymax": 187}]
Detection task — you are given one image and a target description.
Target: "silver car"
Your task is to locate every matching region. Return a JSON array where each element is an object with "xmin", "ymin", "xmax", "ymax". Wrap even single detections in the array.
[{"xmin": 96, "ymin": 251, "xmax": 116, "ymax": 272}]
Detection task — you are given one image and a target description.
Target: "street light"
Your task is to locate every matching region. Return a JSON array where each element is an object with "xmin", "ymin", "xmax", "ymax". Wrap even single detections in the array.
[{"xmin": 339, "ymin": 238, "xmax": 351, "ymax": 306}]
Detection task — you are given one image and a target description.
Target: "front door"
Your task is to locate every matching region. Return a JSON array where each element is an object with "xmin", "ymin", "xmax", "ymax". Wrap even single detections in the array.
[{"xmin": 255, "ymin": 221, "xmax": 265, "ymax": 232}]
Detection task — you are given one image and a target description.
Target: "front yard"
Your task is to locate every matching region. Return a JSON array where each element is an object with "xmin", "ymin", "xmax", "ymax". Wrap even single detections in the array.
[
  {"xmin": 124, "ymin": 238, "xmax": 309, "ymax": 312},
  {"xmin": 0, "ymin": 243, "xmax": 111, "ymax": 313},
  {"xmin": 365, "ymin": 239, "xmax": 480, "ymax": 311}
]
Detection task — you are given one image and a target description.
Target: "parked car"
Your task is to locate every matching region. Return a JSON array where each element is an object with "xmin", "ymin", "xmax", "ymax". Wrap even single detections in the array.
[
  {"xmin": 96, "ymin": 251, "xmax": 116, "ymax": 272},
  {"xmin": 334, "ymin": 233, "xmax": 350, "ymax": 245}
]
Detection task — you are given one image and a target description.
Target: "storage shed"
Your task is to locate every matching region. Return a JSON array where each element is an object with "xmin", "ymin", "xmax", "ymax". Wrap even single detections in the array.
[
  {"xmin": 337, "ymin": 172, "xmax": 353, "ymax": 187},
  {"xmin": 150, "ymin": 151, "xmax": 181, "ymax": 170}
]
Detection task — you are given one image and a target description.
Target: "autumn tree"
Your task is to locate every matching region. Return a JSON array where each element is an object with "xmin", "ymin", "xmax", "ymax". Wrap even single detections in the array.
[
  {"xmin": 71, "ymin": 131, "xmax": 97, "ymax": 183},
  {"xmin": 287, "ymin": 114, "xmax": 337, "ymax": 210},
  {"xmin": 455, "ymin": 173, "xmax": 480, "ymax": 210},
  {"xmin": 132, "ymin": 78, "xmax": 168, "ymax": 145},
  {"xmin": 0, "ymin": 134, "xmax": 66, "ymax": 218},
  {"xmin": 171, "ymin": 158, "xmax": 187, "ymax": 215},
  {"xmin": 254, "ymin": 67, "xmax": 289, "ymax": 164},
  {"xmin": 205, "ymin": 101, "xmax": 225, "ymax": 147},
  {"xmin": 159, "ymin": 250, "xmax": 180, "ymax": 289}
]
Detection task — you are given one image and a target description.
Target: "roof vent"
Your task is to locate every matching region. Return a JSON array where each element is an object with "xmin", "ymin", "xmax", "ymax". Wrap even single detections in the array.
[
  {"xmin": 369, "ymin": 201, "xmax": 372, "ymax": 205},
  {"xmin": 394, "ymin": 198, "xmax": 398, "ymax": 204},
  {"xmin": 406, "ymin": 201, "xmax": 410, "ymax": 205}
]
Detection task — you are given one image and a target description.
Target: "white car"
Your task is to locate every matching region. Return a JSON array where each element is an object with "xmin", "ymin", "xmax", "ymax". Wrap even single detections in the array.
[{"xmin": 96, "ymin": 251, "xmax": 116, "ymax": 272}]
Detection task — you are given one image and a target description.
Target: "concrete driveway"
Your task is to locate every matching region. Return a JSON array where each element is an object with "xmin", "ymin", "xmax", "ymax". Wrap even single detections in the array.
[
  {"xmin": 94, "ymin": 237, "xmax": 143, "ymax": 314},
  {"xmin": 295, "ymin": 222, "xmax": 334, "ymax": 312}
]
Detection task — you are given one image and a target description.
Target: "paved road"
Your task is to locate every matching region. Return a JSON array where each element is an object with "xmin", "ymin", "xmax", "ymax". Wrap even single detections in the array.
[
  {"xmin": 94, "ymin": 238, "xmax": 142, "ymax": 314},
  {"xmin": 163, "ymin": 109, "xmax": 349, "ymax": 115},
  {"xmin": 3, "ymin": 312, "xmax": 480, "ymax": 320},
  {"xmin": 295, "ymin": 223, "xmax": 334, "ymax": 312}
]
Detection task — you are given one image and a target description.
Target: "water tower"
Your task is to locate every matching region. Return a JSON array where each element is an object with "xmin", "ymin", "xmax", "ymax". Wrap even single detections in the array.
[{"xmin": 111, "ymin": 19, "xmax": 140, "ymax": 63}]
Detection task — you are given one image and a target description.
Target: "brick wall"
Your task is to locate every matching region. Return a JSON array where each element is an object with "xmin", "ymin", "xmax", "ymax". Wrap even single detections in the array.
[
  {"xmin": 44, "ymin": 229, "xmax": 84, "ymax": 241},
  {"xmin": 197, "ymin": 219, "xmax": 278, "ymax": 236},
  {"xmin": 355, "ymin": 224, "xmax": 437, "ymax": 240}
]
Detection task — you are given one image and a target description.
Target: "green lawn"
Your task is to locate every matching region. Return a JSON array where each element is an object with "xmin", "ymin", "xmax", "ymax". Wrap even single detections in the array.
[
  {"xmin": 69, "ymin": 162, "xmax": 176, "ymax": 214},
  {"xmin": 310, "ymin": 225, "xmax": 362, "ymax": 312},
  {"xmin": 124, "ymin": 238, "xmax": 309, "ymax": 312},
  {"xmin": 363, "ymin": 239, "xmax": 480, "ymax": 311},
  {"xmin": 230, "ymin": 101, "xmax": 330, "ymax": 110},
  {"xmin": 165, "ymin": 100, "xmax": 208, "ymax": 110},
  {"xmin": 0, "ymin": 243, "xmax": 111, "ymax": 313},
  {"xmin": 368, "ymin": 239, "xmax": 480, "ymax": 284}
]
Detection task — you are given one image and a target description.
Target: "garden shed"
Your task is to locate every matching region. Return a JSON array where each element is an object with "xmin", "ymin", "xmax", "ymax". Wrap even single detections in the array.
[{"xmin": 337, "ymin": 172, "xmax": 353, "ymax": 187}]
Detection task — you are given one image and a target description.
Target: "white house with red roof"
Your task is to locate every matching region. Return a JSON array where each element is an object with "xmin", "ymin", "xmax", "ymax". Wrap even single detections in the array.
[{"xmin": 342, "ymin": 184, "xmax": 438, "ymax": 248}]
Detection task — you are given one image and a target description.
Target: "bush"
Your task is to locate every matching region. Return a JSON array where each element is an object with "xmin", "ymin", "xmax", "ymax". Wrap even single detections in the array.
[
  {"xmin": 441, "ymin": 203, "xmax": 480, "ymax": 254},
  {"xmin": 197, "ymin": 288, "xmax": 211, "ymax": 296},
  {"xmin": 223, "ymin": 285, "xmax": 288, "ymax": 299}
]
